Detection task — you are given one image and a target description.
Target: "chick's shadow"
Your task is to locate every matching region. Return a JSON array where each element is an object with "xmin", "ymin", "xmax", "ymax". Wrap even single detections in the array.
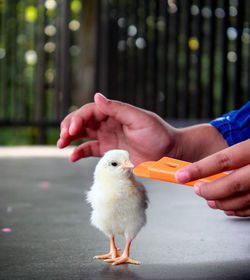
[{"xmin": 101, "ymin": 264, "xmax": 140, "ymax": 280}]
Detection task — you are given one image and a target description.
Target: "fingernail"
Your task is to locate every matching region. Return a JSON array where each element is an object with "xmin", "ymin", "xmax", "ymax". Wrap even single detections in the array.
[
  {"xmin": 175, "ymin": 170, "xmax": 190, "ymax": 183},
  {"xmin": 96, "ymin": 93, "xmax": 109, "ymax": 103},
  {"xmin": 224, "ymin": 211, "xmax": 235, "ymax": 216},
  {"xmin": 207, "ymin": 200, "xmax": 217, "ymax": 209},
  {"xmin": 193, "ymin": 182, "xmax": 202, "ymax": 196}
]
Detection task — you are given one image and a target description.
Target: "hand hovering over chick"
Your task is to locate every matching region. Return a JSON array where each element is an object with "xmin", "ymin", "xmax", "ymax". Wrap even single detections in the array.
[
  {"xmin": 58, "ymin": 93, "xmax": 227, "ymax": 165},
  {"xmin": 57, "ymin": 93, "xmax": 179, "ymax": 165}
]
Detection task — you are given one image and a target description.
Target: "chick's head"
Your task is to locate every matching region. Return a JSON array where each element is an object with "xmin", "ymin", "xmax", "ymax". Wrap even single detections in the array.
[{"xmin": 95, "ymin": 150, "xmax": 135, "ymax": 179}]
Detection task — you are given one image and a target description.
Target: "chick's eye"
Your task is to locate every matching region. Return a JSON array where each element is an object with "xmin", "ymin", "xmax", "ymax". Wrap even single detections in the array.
[{"xmin": 111, "ymin": 162, "xmax": 118, "ymax": 167}]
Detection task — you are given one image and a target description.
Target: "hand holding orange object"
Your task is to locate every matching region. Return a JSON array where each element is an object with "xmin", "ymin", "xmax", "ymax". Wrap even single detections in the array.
[
  {"xmin": 175, "ymin": 140, "xmax": 250, "ymax": 217},
  {"xmin": 133, "ymin": 156, "xmax": 227, "ymax": 186}
]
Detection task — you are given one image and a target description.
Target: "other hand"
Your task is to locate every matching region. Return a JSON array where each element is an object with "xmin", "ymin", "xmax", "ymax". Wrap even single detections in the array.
[{"xmin": 175, "ymin": 139, "xmax": 250, "ymax": 217}]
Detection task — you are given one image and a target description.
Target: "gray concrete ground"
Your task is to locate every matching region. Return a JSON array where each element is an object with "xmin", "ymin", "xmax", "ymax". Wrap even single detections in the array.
[{"xmin": 0, "ymin": 149, "xmax": 250, "ymax": 279}]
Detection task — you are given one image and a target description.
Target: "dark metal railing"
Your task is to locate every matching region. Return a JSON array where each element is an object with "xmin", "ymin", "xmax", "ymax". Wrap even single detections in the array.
[
  {"xmin": 95, "ymin": 0, "xmax": 250, "ymax": 119},
  {"xmin": 0, "ymin": 0, "xmax": 249, "ymax": 144},
  {"xmin": 0, "ymin": 0, "xmax": 73, "ymax": 143},
  {"xmin": 0, "ymin": 1, "xmax": 71, "ymax": 125}
]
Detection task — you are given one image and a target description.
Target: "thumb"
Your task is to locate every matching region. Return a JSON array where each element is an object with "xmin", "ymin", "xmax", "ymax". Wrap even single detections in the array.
[{"xmin": 94, "ymin": 93, "xmax": 148, "ymax": 128}]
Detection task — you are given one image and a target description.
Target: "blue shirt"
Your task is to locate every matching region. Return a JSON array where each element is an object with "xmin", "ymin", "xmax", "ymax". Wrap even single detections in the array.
[{"xmin": 210, "ymin": 102, "xmax": 250, "ymax": 146}]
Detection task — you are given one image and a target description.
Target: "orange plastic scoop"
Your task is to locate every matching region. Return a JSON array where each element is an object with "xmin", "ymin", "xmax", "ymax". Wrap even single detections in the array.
[{"xmin": 133, "ymin": 156, "xmax": 227, "ymax": 186}]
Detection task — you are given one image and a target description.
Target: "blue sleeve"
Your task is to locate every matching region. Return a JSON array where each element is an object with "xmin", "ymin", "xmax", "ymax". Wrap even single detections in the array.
[{"xmin": 210, "ymin": 101, "xmax": 250, "ymax": 146}]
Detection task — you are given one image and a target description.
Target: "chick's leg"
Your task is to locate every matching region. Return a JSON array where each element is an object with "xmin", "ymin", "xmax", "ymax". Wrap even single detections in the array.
[
  {"xmin": 94, "ymin": 235, "xmax": 121, "ymax": 260},
  {"xmin": 105, "ymin": 237, "xmax": 140, "ymax": 265}
]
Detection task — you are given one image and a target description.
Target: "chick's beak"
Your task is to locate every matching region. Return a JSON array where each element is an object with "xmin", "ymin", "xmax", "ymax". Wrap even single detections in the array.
[{"xmin": 122, "ymin": 160, "xmax": 135, "ymax": 170}]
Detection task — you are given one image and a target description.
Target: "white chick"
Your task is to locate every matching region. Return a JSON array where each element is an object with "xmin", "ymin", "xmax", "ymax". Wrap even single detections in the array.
[{"xmin": 87, "ymin": 149, "xmax": 148, "ymax": 265}]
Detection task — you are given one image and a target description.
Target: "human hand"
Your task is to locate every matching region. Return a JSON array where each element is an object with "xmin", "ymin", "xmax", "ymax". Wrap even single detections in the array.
[
  {"xmin": 57, "ymin": 93, "xmax": 179, "ymax": 165},
  {"xmin": 175, "ymin": 139, "xmax": 250, "ymax": 217}
]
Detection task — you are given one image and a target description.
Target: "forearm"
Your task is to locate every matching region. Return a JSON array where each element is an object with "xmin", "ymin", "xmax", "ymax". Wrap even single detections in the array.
[{"xmin": 176, "ymin": 124, "xmax": 228, "ymax": 162}]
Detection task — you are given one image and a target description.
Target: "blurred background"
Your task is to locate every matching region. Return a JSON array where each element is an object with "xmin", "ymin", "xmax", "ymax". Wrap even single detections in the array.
[{"xmin": 0, "ymin": 0, "xmax": 249, "ymax": 145}]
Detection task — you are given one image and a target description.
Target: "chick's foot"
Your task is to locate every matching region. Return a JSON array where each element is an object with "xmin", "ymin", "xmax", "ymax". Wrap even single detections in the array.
[
  {"xmin": 94, "ymin": 248, "xmax": 121, "ymax": 260},
  {"xmin": 105, "ymin": 256, "xmax": 141, "ymax": 265}
]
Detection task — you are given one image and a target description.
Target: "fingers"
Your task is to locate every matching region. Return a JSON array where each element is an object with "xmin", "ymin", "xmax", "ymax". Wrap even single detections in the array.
[
  {"xmin": 230, "ymin": 208, "xmax": 250, "ymax": 217},
  {"xmin": 57, "ymin": 128, "xmax": 98, "ymax": 149},
  {"xmin": 94, "ymin": 93, "xmax": 152, "ymax": 129},
  {"xmin": 58, "ymin": 102, "xmax": 105, "ymax": 148},
  {"xmin": 207, "ymin": 192, "xmax": 250, "ymax": 211},
  {"xmin": 194, "ymin": 164, "xmax": 250, "ymax": 217},
  {"xmin": 70, "ymin": 140, "xmax": 102, "ymax": 162},
  {"xmin": 58, "ymin": 92, "xmax": 134, "ymax": 148},
  {"xmin": 57, "ymin": 135, "xmax": 79, "ymax": 149},
  {"xmin": 175, "ymin": 139, "xmax": 250, "ymax": 184},
  {"xmin": 208, "ymin": 199, "xmax": 250, "ymax": 217},
  {"xmin": 194, "ymin": 164, "xmax": 250, "ymax": 200},
  {"xmin": 68, "ymin": 115, "xmax": 84, "ymax": 136},
  {"xmin": 175, "ymin": 140, "xmax": 250, "ymax": 218},
  {"xmin": 60, "ymin": 102, "xmax": 104, "ymax": 136},
  {"xmin": 58, "ymin": 92, "xmax": 152, "ymax": 149}
]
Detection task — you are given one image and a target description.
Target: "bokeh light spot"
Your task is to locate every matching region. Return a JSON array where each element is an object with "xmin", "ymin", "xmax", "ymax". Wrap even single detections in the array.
[
  {"xmin": 44, "ymin": 42, "xmax": 56, "ymax": 53},
  {"xmin": 202, "ymin": 7, "xmax": 212, "ymax": 18},
  {"xmin": 227, "ymin": 27, "xmax": 238, "ymax": 40},
  {"xmin": 45, "ymin": 0, "xmax": 57, "ymax": 10},
  {"xmin": 44, "ymin": 25, "xmax": 56, "ymax": 36},
  {"xmin": 25, "ymin": 50, "xmax": 37, "ymax": 65},
  {"xmin": 127, "ymin": 25, "xmax": 137, "ymax": 37},
  {"xmin": 71, "ymin": 0, "xmax": 82, "ymax": 13},
  {"xmin": 69, "ymin": 20, "xmax": 80, "ymax": 31},
  {"xmin": 135, "ymin": 37, "xmax": 146, "ymax": 49},
  {"xmin": 188, "ymin": 37, "xmax": 199, "ymax": 51},
  {"xmin": 25, "ymin": 6, "xmax": 38, "ymax": 23},
  {"xmin": 118, "ymin": 17, "xmax": 125, "ymax": 28},
  {"xmin": 215, "ymin": 8, "xmax": 225, "ymax": 19},
  {"xmin": 191, "ymin": 5, "xmax": 199, "ymax": 16},
  {"xmin": 227, "ymin": 51, "xmax": 237, "ymax": 62},
  {"xmin": 229, "ymin": 6, "xmax": 237, "ymax": 17}
]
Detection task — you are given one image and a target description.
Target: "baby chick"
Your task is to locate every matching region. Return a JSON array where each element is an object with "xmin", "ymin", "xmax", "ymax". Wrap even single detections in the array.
[{"xmin": 87, "ymin": 149, "xmax": 148, "ymax": 265}]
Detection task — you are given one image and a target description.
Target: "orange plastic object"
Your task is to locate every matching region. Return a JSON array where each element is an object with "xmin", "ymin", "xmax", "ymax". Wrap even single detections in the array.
[{"xmin": 133, "ymin": 156, "xmax": 227, "ymax": 186}]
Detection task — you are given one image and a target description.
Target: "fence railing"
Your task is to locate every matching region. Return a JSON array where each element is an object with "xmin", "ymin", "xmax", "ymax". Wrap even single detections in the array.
[
  {"xmin": 0, "ymin": 1, "xmax": 71, "ymax": 123},
  {"xmin": 0, "ymin": 0, "xmax": 249, "ymax": 144},
  {"xmin": 95, "ymin": 0, "xmax": 250, "ymax": 119}
]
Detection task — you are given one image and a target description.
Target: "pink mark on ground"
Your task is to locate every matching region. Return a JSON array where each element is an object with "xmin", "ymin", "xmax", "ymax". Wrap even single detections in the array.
[
  {"xmin": 40, "ymin": 181, "xmax": 50, "ymax": 188},
  {"xmin": 2, "ymin": 228, "xmax": 12, "ymax": 233}
]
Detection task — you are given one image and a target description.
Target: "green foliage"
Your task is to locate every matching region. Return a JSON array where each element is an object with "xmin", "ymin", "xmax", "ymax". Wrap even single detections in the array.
[{"xmin": 0, "ymin": 127, "xmax": 60, "ymax": 145}]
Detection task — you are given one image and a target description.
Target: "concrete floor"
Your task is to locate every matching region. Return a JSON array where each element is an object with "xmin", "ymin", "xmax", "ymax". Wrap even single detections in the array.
[{"xmin": 0, "ymin": 149, "xmax": 250, "ymax": 280}]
